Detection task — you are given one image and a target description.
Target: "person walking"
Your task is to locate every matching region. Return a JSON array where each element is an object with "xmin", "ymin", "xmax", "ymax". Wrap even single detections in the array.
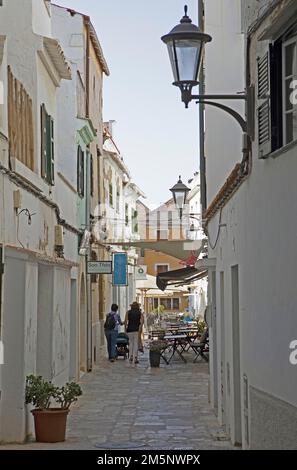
[
  {"xmin": 125, "ymin": 302, "xmax": 144, "ymax": 365},
  {"xmin": 104, "ymin": 304, "xmax": 122, "ymax": 362}
]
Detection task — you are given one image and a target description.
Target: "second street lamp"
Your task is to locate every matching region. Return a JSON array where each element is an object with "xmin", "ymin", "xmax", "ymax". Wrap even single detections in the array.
[{"xmin": 170, "ymin": 176, "xmax": 190, "ymax": 219}]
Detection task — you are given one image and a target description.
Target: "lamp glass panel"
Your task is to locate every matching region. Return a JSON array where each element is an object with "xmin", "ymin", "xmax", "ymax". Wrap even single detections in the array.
[
  {"xmin": 174, "ymin": 39, "xmax": 202, "ymax": 82},
  {"xmin": 167, "ymin": 42, "xmax": 179, "ymax": 82},
  {"xmin": 174, "ymin": 190, "xmax": 186, "ymax": 210}
]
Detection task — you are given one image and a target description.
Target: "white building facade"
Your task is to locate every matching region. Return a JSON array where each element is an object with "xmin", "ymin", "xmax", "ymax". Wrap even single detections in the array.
[
  {"xmin": 203, "ymin": 0, "xmax": 297, "ymax": 449},
  {"xmin": 187, "ymin": 173, "xmax": 207, "ymax": 319},
  {"xmin": 101, "ymin": 123, "xmax": 144, "ymax": 320},
  {"xmin": 0, "ymin": 0, "xmax": 78, "ymax": 442}
]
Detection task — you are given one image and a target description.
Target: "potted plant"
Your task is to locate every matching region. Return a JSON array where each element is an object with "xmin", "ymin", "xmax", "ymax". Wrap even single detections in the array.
[
  {"xmin": 25, "ymin": 375, "xmax": 82, "ymax": 443},
  {"xmin": 149, "ymin": 339, "xmax": 168, "ymax": 368}
]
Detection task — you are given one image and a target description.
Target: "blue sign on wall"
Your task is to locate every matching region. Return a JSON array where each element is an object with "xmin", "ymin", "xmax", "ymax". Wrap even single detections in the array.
[{"xmin": 113, "ymin": 253, "xmax": 128, "ymax": 286}]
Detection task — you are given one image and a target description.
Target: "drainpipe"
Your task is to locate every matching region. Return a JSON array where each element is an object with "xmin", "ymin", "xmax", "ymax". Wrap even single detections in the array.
[{"xmin": 198, "ymin": 0, "xmax": 207, "ymax": 213}]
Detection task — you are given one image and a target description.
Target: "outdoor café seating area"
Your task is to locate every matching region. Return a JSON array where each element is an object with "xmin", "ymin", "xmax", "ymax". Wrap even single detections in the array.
[{"xmin": 147, "ymin": 317, "xmax": 209, "ymax": 365}]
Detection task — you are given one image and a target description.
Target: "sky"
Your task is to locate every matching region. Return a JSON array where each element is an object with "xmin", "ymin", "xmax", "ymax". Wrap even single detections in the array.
[{"xmin": 55, "ymin": 0, "xmax": 200, "ymax": 206}]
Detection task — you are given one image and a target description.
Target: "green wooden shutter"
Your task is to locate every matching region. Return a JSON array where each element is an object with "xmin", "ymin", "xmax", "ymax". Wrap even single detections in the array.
[
  {"xmin": 77, "ymin": 146, "xmax": 85, "ymax": 197},
  {"xmin": 81, "ymin": 150, "xmax": 85, "ymax": 197}
]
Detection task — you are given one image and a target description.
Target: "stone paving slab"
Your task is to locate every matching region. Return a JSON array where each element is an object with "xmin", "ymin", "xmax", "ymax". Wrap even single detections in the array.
[{"xmin": 0, "ymin": 352, "xmax": 235, "ymax": 450}]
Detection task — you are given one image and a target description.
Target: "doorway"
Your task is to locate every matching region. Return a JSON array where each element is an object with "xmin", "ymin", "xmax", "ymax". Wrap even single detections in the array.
[
  {"xmin": 69, "ymin": 279, "xmax": 77, "ymax": 380},
  {"xmin": 220, "ymin": 271, "xmax": 226, "ymax": 427},
  {"xmin": 231, "ymin": 265, "xmax": 242, "ymax": 445},
  {"xmin": 79, "ymin": 274, "xmax": 87, "ymax": 372}
]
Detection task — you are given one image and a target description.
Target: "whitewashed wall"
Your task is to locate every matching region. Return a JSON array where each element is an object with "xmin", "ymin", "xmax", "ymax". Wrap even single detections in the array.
[
  {"xmin": 204, "ymin": 0, "xmax": 245, "ymax": 203},
  {"xmin": 205, "ymin": 0, "xmax": 297, "ymax": 449}
]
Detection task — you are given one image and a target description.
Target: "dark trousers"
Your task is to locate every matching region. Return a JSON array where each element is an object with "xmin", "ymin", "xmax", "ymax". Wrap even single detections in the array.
[{"xmin": 105, "ymin": 329, "xmax": 118, "ymax": 359}]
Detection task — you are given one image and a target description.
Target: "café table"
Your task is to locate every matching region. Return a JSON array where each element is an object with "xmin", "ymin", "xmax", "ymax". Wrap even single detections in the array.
[{"xmin": 163, "ymin": 334, "xmax": 188, "ymax": 363}]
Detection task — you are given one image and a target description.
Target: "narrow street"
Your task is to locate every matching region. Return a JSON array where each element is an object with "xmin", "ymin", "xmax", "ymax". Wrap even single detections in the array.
[{"xmin": 2, "ymin": 353, "xmax": 233, "ymax": 450}]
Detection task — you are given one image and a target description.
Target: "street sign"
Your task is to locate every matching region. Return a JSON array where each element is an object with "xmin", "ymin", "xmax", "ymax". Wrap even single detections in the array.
[
  {"xmin": 87, "ymin": 261, "xmax": 112, "ymax": 274},
  {"xmin": 135, "ymin": 265, "xmax": 147, "ymax": 280},
  {"xmin": 113, "ymin": 253, "xmax": 128, "ymax": 286}
]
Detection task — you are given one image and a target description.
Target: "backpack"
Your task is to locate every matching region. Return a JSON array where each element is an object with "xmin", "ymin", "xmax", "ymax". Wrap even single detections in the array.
[{"xmin": 104, "ymin": 313, "xmax": 116, "ymax": 330}]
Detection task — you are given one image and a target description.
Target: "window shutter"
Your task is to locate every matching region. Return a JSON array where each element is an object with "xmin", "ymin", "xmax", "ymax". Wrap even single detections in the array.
[
  {"xmin": 90, "ymin": 154, "xmax": 94, "ymax": 196},
  {"xmin": 257, "ymin": 47, "xmax": 272, "ymax": 158},
  {"xmin": 41, "ymin": 104, "xmax": 47, "ymax": 178},
  {"xmin": 77, "ymin": 146, "xmax": 80, "ymax": 195},
  {"xmin": 77, "ymin": 146, "xmax": 85, "ymax": 197},
  {"xmin": 81, "ymin": 150, "xmax": 85, "ymax": 197},
  {"xmin": 50, "ymin": 117, "xmax": 55, "ymax": 185}
]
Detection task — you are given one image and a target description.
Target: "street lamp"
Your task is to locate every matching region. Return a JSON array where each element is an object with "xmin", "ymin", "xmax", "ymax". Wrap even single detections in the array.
[
  {"xmin": 161, "ymin": 5, "xmax": 250, "ymax": 135},
  {"xmin": 170, "ymin": 176, "xmax": 190, "ymax": 219},
  {"xmin": 161, "ymin": 5, "xmax": 211, "ymax": 108}
]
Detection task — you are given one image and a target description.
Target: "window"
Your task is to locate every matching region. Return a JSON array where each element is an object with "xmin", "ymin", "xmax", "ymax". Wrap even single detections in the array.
[
  {"xmin": 125, "ymin": 203, "xmax": 129, "ymax": 226},
  {"xmin": 153, "ymin": 298, "xmax": 159, "ymax": 309},
  {"xmin": 90, "ymin": 250, "xmax": 98, "ymax": 283},
  {"xmin": 116, "ymin": 181, "xmax": 120, "ymax": 213},
  {"xmin": 77, "ymin": 146, "xmax": 85, "ymax": 197},
  {"xmin": 41, "ymin": 104, "xmax": 54, "ymax": 185},
  {"xmin": 172, "ymin": 298, "xmax": 180, "ymax": 310},
  {"xmin": 156, "ymin": 264, "xmax": 169, "ymax": 275},
  {"xmin": 282, "ymin": 37, "xmax": 297, "ymax": 145},
  {"xmin": 109, "ymin": 182, "xmax": 113, "ymax": 207},
  {"xmin": 132, "ymin": 209, "xmax": 138, "ymax": 233},
  {"xmin": 157, "ymin": 229, "xmax": 168, "ymax": 240},
  {"xmin": 258, "ymin": 23, "xmax": 297, "ymax": 157},
  {"xmin": 160, "ymin": 298, "xmax": 172, "ymax": 310},
  {"xmin": 8, "ymin": 68, "xmax": 34, "ymax": 170}
]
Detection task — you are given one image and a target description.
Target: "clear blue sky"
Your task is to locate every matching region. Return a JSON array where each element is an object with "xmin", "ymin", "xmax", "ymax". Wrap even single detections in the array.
[{"xmin": 55, "ymin": 0, "xmax": 199, "ymax": 205}]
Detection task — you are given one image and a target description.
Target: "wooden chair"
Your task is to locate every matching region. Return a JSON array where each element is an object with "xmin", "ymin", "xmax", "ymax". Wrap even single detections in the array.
[{"xmin": 191, "ymin": 329, "xmax": 209, "ymax": 363}]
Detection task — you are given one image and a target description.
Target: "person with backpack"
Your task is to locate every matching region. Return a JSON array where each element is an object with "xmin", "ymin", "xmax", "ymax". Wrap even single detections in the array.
[
  {"xmin": 124, "ymin": 302, "xmax": 144, "ymax": 365},
  {"xmin": 104, "ymin": 304, "xmax": 122, "ymax": 362}
]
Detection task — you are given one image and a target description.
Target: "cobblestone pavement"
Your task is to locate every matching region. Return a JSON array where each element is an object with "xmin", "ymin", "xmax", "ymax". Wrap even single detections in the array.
[{"xmin": 1, "ymin": 351, "xmax": 234, "ymax": 450}]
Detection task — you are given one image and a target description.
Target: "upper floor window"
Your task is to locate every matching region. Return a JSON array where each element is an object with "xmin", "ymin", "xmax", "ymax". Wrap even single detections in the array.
[
  {"xmin": 77, "ymin": 146, "xmax": 84, "ymax": 197},
  {"xmin": 258, "ymin": 24, "xmax": 297, "ymax": 157},
  {"xmin": 132, "ymin": 209, "xmax": 138, "ymax": 233},
  {"xmin": 116, "ymin": 181, "xmax": 120, "ymax": 213},
  {"xmin": 282, "ymin": 37, "xmax": 297, "ymax": 145},
  {"xmin": 157, "ymin": 229, "xmax": 168, "ymax": 240},
  {"xmin": 109, "ymin": 182, "xmax": 113, "ymax": 207},
  {"xmin": 125, "ymin": 203, "xmax": 129, "ymax": 226},
  {"xmin": 41, "ymin": 104, "xmax": 54, "ymax": 185},
  {"xmin": 156, "ymin": 264, "xmax": 169, "ymax": 275},
  {"xmin": 8, "ymin": 68, "xmax": 34, "ymax": 171}
]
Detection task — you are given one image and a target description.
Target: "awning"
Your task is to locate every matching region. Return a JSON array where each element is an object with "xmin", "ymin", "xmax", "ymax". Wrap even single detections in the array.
[
  {"xmin": 136, "ymin": 274, "xmax": 187, "ymax": 295},
  {"xmin": 157, "ymin": 266, "xmax": 208, "ymax": 291},
  {"xmin": 104, "ymin": 240, "xmax": 204, "ymax": 261}
]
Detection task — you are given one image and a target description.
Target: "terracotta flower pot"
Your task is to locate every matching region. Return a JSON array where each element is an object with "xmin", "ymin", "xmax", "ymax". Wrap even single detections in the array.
[{"xmin": 31, "ymin": 408, "xmax": 69, "ymax": 443}]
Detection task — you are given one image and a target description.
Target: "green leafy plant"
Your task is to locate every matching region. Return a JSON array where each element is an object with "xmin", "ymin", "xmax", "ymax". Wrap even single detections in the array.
[
  {"xmin": 149, "ymin": 339, "xmax": 168, "ymax": 352},
  {"xmin": 197, "ymin": 320, "xmax": 207, "ymax": 334},
  {"xmin": 56, "ymin": 382, "xmax": 83, "ymax": 409},
  {"xmin": 25, "ymin": 375, "xmax": 82, "ymax": 410},
  {"xmin": 25, "ymin": 375, "xmax": 58, "ymax": 410}
]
